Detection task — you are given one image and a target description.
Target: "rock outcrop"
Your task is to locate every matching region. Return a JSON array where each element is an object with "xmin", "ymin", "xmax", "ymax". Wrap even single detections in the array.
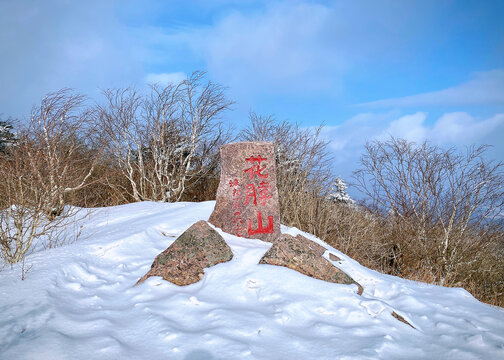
[
  {"xmin": 137, "ymin": 221, "xmax": 233, "ymax": 286},
  {"xmin": 209, "ymin": 142, "xmax": 281, "ymax": 242},
  {"xmin": 259, "ymin": 234, "xmax": 363, "ymax": 293},
  {"xmin": 294, "ymin": 234, "xmax": 327, "ymax": 256}
]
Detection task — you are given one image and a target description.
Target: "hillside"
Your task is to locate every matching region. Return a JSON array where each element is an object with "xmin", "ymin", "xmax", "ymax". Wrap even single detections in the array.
[{"xmin": 1, "ymin": 201, "xmax": 503, "ymax": 360}]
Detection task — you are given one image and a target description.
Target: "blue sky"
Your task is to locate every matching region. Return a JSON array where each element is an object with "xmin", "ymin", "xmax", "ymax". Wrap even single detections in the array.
[{"xmin": 1, "ymin": 0, "xmax": 503, "ymax": 192}]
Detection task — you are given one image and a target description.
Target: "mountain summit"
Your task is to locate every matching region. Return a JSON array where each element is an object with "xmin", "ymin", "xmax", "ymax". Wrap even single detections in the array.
[{"xmin": 1, "ymin": 201, "xmax": 503, "ymax": 359}]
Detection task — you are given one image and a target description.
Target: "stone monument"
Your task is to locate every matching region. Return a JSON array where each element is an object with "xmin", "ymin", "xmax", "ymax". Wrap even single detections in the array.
[
  {"xmin": 137, "ymin": 141, "xmax": 362, "ymax": 292},
  {"xmin": 208, "ymin": 141, "xmax": 281, "ymax": 241}
]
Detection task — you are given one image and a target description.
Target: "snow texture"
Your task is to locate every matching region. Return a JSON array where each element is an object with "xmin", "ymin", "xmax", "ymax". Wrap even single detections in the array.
[{"xmin": 1, "ymin": 201, "xmax": 503, "ymax": 359}]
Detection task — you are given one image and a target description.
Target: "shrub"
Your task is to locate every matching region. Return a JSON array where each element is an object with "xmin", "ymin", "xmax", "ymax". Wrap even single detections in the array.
[
  {"xmin": 350, "ymin": 137, "xmax": 504, "ymax": 306},
  {"xmin": 98, "ymin": 72, "xmax": 233, "ymax": 203},
  {"xmin": 0, "ymin": 140, "xmax": 85, "ymax": 264},
  {"xmin": 24, "ymin": 89, "xmax": 101, "ymax": 217},
  {"xmin": 0, "ymin": 89, "xmax": 99, "ymax": 264}
]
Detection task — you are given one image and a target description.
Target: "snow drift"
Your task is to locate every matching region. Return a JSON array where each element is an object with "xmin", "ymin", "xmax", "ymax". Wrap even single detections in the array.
[{"xmin": 1, "ymin": 201, "xmax": 503, "ymax": 359}]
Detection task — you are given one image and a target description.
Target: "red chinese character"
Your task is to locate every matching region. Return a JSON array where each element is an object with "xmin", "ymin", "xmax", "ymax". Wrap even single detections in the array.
[
  {"xmin": 244, "ymin": 184, "xmax": 257, "ymax": 205},
  {"xmin": 233, "ymin": 188, "xmax": 241, "ymax": 197},
  {"xmin": 244, "ymin": 155, "xmax": 269, "ymax": 179},
  {"xmin": 229, "ymin": 179, "xmax": 239, "ymax": 187},
  {"xmin": 257, "ymin": 181, "xmax": 272, "ymax": 205},
  {"xmin": 248, "ymin": 211, "xmax": 274, "ymax": 236}
]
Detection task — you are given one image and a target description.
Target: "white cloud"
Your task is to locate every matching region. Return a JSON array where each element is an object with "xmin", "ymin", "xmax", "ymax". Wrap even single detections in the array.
[
  {"xmin": 323, "ymin": 111, "xmax": 400, "ymax": 151},
  {"xmin": 326, "ymin": 111, "xmax": 504, "ymax": 152},
  {"xmin": 0, "ymin": 0, "xmax": 459, "ymax": 119},
  {"xmin": 193, "ymin": 2, "xmax": 343, "ymax": 94},
  {"xmin": 174, "ymin": 1, "xmax": 424, "ymax": 98},
  {"xmin": 145, "ymin": 72, "xmax": 187, "ymax": 86},
  {"xmin": 0, "ymin": 0, "xmax": 146, "ymax": 118},
  {"xmin": 431, "ymin": 112, "xmax": 504, "ymax": 144},
  {"xmin": 359, "ymin": 70, "xmax": 504, "ymax": 107},
  {"xmin": 378, "ymin": 112, "xmax": 428, "ymax": 143},
  {"xmin": 322, "ymin": 111, "xmax": 504, "ymax": 182}
]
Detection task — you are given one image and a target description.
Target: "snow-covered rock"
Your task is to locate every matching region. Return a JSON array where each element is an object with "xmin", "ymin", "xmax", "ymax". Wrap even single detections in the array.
[{"xmin": 0, "ymin": 201, "xmax": 503, "ymax": 359}]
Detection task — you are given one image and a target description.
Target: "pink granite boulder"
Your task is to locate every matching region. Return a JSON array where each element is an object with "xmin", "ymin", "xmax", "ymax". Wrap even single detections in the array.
[{"xmin": 137, "ymin": 221, "xmax": 233, "ymax": 286}]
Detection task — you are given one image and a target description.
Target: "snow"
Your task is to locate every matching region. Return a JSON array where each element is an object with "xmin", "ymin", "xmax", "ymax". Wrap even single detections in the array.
[
  {"xmin": 328, "ymin": 177, "xmax": 355, "ymax": 205},
  {"xmin": 1, "ymin": 201, "xmax": 503, "ymax": 360}
]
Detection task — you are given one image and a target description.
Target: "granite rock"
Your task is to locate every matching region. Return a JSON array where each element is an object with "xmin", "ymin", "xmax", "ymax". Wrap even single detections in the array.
[
  {"xmin": 137, "ymin": 221, "xmax": 233, "ymax": 286},
  {"xmin": 259, "ymin": 234, "xmax": 363, "ymax": 293},
  {"xmin": 209, "ymin": 142, "xmax": 281, "ymax": 241}
]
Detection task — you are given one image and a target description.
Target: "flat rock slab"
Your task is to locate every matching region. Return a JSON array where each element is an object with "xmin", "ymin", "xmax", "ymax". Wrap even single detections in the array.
[
  {"xmin": 137, "ymin": 221, "xmax": 233, "ymax": 286},
  {"xmin": 259, "ymin": 234, "xmax": 362, "ymax": 292},
  {"xmin": 209, "ymin": 141, "xmax": 281, "ymax": 241},
  {"xmin": 295, "ymin": 234, "xmax": 326, "ymax": 256}
]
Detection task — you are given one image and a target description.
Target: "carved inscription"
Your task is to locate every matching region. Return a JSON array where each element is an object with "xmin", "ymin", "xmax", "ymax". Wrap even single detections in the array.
[{"xmin": 209, "ymin": 142, "xmax": 280, "ymax": 241}]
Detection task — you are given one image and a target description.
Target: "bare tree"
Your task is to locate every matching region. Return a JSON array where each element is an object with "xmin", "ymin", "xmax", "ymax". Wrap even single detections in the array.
[
  {"xmin": 0, "ymin": 142, "xmax": 47, "ymax": 263},
  {"xmin": 0, "ymin": 89, "xmax": 98, "ymax": 264},
  {"xmin": 98, "ymin": 88, "xmax": 145, "ymax": 201},
  {"xmin": 0, "ymin": 139, "xmax": 84, "ymax": 264},
  {"xmin": 26, "ymin": 89, "xmax": 100, "ymax": 217},
  {"xmin": 353, "ymin": 137, "xmax": 504, "ymax": 285},
  {"xmin": 99, "ymin": 71, "xmax": 233, "ymax": 202}
]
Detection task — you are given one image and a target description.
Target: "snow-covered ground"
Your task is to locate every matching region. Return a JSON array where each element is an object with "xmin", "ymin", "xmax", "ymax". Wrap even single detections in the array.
[{"xmin": 1, "ymin": 201, "xmax": 503, "ymax": 360}]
